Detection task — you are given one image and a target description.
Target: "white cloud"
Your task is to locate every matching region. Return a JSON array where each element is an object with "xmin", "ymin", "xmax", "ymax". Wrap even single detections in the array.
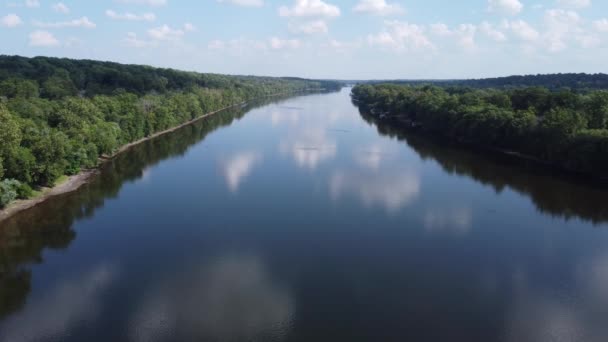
[
  {"xmin": 506, "ymin": 20, "xmax": 540, "ymax": 41},
  {"xmin": 430, "ymin": 23, "xmax": 452, "ymax": 36},
  {"xmin": 217, "ymin": 0, "xmax": 264, "ymax": 7},
  {"xmin": 106, "ymin": 10, "xmax": 156, "ymax": 21},
  {"xmin": 115, "ymin": 0, "xmax": 167, "ymax": 6},
  {"xmin": 52, "ymin": 2, "xmax": 69, "ymax": 14},
  {"xmin": 543, "ymin": 9, "xmax": 582, "ymax": 52},
  {"xmin": 184, "ymin": 22, "xmax": 196, "ymax": 31},
  {"xmin": 480, "ymin": 21, "xmax": 507, "ymax": 42},
  {"xmin": 34, "ymin": 17, "xmax": 96, "ymax": 29},
  {"xmin": 1, "ymin": 14, "xmax": 22, "ymax": 27},
  {"xmin": 353, "ymin": 0, "xmax": 404, "ymax": 16},
  {"xmin": 124, "ymin": 32, "xmax": 157, "ymax": 48},
  {"xmin": 29, "ymin": 30, "xmax": 60, "ymax": 46},
  {"xmin": 147, "ymin": 24, "xmax": 193, "ymax": 41},
  {"xmin": 279, "ymin": 0, "xmax": 341, "ymax": 18},
  {"xmin": 594, "ymin": 19, "xmax": 608, "ymax": 32},
  {"xmin": 488, "ymin": 0, "xmax": 524, "ymax": 16},
  {"xmin": 269, "ymin": 37, "xmax": 302, "ymax": 49},
  {"xmin": 25, "ymin": 0, "xmax": 40, "ymax": 8},
  {"xmin": 288, "ymin": 20, "xmax": 328, "ymax": 34},
  {"xmin": 207, "ymin": 38, "xmax": 268, "ymax": 55},
  {"xmin": 368, "ymin": 20, "xmax": 434, "ymax": 52},
  {"xmin": 557, "ymin": 0, "xmax": 591, "ymax": 8},
  {"xmin": 455, "ymin": 24, "xmax": 477, "ymax": 49}
]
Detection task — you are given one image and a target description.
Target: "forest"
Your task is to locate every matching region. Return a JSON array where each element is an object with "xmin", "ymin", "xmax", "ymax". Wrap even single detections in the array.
[
  {"xmin": 0, "ymin": 55, "xmax": 341, "ymax": 208},
  {"xmin": 371, "ymin": 73, "xmax": 608, "ymax": 91},
  {"xmin": 352, "ymin": 83, "xmax": 608, "ymax": 178}
]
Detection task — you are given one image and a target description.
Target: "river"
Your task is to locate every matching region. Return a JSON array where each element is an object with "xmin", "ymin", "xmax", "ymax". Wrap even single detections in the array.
[{"xmin": 1, "ymin": 88, "xmax": 608, "ymax": 342}]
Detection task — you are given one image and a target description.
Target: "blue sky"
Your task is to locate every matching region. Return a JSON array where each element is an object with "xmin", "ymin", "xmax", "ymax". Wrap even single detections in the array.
[{"xmin": 1, "ymin": 0, "xmax": 608, "ymax": 79}]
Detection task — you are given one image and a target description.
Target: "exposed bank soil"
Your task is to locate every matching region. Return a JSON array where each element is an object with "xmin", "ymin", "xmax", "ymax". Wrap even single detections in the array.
[{"xmin": 0, "ymin": 100, "xmax": 255, "ymax": 224}]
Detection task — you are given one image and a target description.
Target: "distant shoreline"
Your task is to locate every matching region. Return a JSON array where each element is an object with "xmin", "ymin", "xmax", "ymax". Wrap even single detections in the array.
[{"xmin": 0, "ymin": 92, "xmax": 295, "ymax": 224}]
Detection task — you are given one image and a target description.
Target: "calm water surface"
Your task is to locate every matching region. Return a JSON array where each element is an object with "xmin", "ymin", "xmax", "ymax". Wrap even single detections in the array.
[{"xmin": 2, "ymin": 89, "xmax": 608, "ymax": 342}]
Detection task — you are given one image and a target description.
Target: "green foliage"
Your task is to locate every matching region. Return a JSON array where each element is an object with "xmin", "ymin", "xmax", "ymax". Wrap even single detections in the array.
[
  {"xmin": 352, "ymin": 84, "xmax": 608, "ymax": 176},
  {"xmin": 0, "ymin": 179, "xmax": 20, "ymax": 208},
  {"xmin": 0, "ymin": 55, "xmax": 342, "ymax": 208}
]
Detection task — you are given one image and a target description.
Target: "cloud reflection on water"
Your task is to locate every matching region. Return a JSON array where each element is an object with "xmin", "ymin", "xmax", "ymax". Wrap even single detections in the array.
[
  {"xmin": 219, "ymin": 151, "xmax": 263, "ymax": 193},
  {"xmin": 329, "ymin": 169, "xmax": 421, "ymax": 212},
  {"xmin": 0, "ymin": 263, "xmax": 117, "ymax": 342},
  {"xmin": 280, "ymin": 127, "xmax": 337, "ymax": 170},
  {"xmin": 129, "ymin": 254, "xmax": 294, "ymax": 342}
]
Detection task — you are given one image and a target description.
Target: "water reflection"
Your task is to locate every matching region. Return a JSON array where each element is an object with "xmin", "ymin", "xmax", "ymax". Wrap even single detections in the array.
[
  {"xmin": 129, "ymin": 255, "xmax": 294, "ymax": 342},
  {"xmin": 0, "ymin": 263, "xmax": 117, "ymax": 342},
  {"xmin": 358, "ymin": 109, "xmax": 608, "ymax": 224},
  {"xmin": 329, "ymin": 169, "xmax": 420, "ymax": 212},
  {"xmin": 505, "ymin": 253, "xmax": 608, "ymax": 342},
  {"xmin": 280, "ymin": 127, "xmax": 337, "ymax": 170},
  {"xmin": 423, "ymin": 206, "xmax": 473, "ymax": 235},
  {"xmin": 220, "ymin": 152, "xmax": 263, "ymax": 193},
  {"xmin": 353, "ymin": 143, "xmax": 396, "ymax": 171},
  {"xmin": 0, "ymin": 96, "xmax": 293, "ymax": 321}
]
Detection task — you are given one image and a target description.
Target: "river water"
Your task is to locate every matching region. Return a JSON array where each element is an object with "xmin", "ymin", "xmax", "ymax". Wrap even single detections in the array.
[{"xmin": 1, "ymin": 88, "xmax": 608, "ymax": 342}]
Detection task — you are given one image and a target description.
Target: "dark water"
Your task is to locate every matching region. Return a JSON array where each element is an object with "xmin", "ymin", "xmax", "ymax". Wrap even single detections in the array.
[{"xmin": 2, "ymin": 89, "xmax": 608, "ymax": 342}]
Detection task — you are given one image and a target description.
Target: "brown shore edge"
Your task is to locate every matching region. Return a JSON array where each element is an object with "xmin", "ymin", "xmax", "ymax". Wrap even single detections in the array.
[{"xmin": 0, "ymin": 91, "xmax": 297, "ymax": 224}]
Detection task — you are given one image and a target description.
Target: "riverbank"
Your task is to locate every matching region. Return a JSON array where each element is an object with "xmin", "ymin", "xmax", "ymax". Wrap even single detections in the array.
[
  {"xmin": 362, "ymin": 111, "xmax": 608, "ymax": 185},
  {"xmin": 0, "ymin": 93, "xmax": 291, "ymax": 224}
]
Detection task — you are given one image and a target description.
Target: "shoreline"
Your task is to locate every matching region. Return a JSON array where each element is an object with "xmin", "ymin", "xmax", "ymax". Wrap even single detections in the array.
[
  {"xmin": 365, "ymin": 112, "xmax": 608, "ymax": 185},
  {"xmin": 0, "ymin": 92, "xmax": 292, "ymax": 224}
]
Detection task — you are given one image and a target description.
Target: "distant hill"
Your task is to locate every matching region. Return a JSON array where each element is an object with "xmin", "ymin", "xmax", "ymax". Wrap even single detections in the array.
[
  {"xmin": 357, "ymin": 73, "xmax": 608, "ymax": 91},
  {"xmin": 0, "ymin": 55, "xmax": 342, "ymax": 98}
]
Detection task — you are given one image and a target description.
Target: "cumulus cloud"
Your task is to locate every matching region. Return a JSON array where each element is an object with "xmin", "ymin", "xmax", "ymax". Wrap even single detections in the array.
[
  {"xmin": 594, "ymin": 19, "xmax": 608, "ymax": 32},
  {"xmin": 543, "ymin": 8, "xmax": 582, "ymax": 52},
  {"xmin": 288, "ymin": 20, "xmax": 328, "ymax": 34},
  {"xmin": 557, "ymin": 0, "xmax": 591, "ymax": 8},
  {"xmin": 25, "ymin": 0, "xmax": 40, "ymax": 8},
  {"xmin": 29, "ymin": 30, "xmax": 60, "ymax": 46},
  {"xmin": 368, "ymin": 20, "xmax": 434, "ymax": 52},
  {"xmin": 116, "ymin": 0, "xmax": 167, "ymax": 6},
  {"xmin": 147, "ymin": 24, "xmax": 193, "ymax": 41},
  {"xmin": 106, "ymin": 10, "xmax": 156, "ymax": 21},
  {"xmin": 217, "ymin": 0, "xmax": 264, "ymax": 7},
  {"xmin": 1, "ymin": 14, "xmax": 22, "ymax": 27},
  {"xmin": 124, "ymin": 32, "xmax": 157, "ymax": 48},
  {"xmin": 488, "ymin": 0, "xmax": 524, "ymax": 16},
  {"xmin": 279, "ymin": 0, "xmax": 341, "ymax": 18},
  {"xmin": 269, "ymin": 37, "xmax": 302, "ymax": 49},
  {"xmin": 52, "ymin": 2, "xmax": 69, "ymax": 14},
  {"xmin": 34, "ymin": 17, "xmax": 96, "ymax": 29},
  {"xmin": 505, "ymin": 20, "xmax": 540, "ymax": 41},
  {"xmin": 353, "ymin": 0, "xmax": 404, "ymax": 16},
  {"xmin": 480, "ymin": 21, "xmax": 507, "ymax": 42}
]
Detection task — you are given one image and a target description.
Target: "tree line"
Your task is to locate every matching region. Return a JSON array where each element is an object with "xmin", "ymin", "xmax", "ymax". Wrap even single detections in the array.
[
  {"xmin": 366, "ymin": 73, "xmax": 608, "ymax": 91},
  {"xmin": 352, "ymin": 83, "xmax": 608, "ymax": 178},
  {"xmin": 0, "ymin": 55, "xmax": 342, "ymax": 208}
]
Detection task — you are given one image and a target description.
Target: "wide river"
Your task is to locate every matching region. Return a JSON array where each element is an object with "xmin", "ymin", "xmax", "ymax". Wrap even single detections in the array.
[{"xmin": 1, "ymin": 88, "xmax": 608, "ymax": 342}]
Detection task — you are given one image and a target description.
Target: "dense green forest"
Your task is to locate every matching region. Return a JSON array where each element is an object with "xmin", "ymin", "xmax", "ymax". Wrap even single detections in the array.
[
  {"xmin": 352, "ymin": 84, "xmax": 608, "ymax": 178},
  {"xmin": 0, "ymin": 55, "xmax": 341, "ymax": 208},
  {"xmin": 367, "ymin": 73, "xmax": 608, "ymax": 91}
]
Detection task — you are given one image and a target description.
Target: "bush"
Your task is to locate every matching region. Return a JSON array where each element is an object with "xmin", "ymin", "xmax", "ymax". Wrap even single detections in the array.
[
  {"xmin": 0, "ymin": 179, "xmax": 19, "ymax": 208},
  {"xmin": 16, "ymin": 182, "xmax": 33, "ymax": 199}
]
